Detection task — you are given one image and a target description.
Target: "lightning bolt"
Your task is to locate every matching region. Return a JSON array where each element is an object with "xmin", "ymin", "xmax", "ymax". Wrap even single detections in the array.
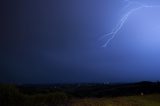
[{"xmin": 101, "ymin": 0, "xmax": 160, "ymax": 47}]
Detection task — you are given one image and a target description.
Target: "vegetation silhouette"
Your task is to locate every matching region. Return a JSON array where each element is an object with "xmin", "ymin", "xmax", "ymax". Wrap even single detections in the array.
[{"xmin": 1, "ymin": 81, "xmax": 160, "ymax": 106}]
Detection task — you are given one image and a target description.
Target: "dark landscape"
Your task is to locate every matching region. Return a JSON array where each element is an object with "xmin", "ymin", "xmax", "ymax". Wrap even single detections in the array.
[{"xmin": 1, "ymin": 81, "xmax": 160, "ymax": 106}]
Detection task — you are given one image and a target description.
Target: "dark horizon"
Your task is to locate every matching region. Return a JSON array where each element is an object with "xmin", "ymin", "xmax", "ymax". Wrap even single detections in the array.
[{"xmin": 1, "ymin": 80, "xmax": 159, "ymax": 85}]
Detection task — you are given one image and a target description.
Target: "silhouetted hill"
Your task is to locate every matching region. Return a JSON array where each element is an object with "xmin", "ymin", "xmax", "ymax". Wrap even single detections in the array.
[
  {"xmin": 15, "ymin": 81, "xmax": 160, "ymax": 98},
  {"xmin": 1, "ymin": 81, "xmax": 160, "ymax": 105}
]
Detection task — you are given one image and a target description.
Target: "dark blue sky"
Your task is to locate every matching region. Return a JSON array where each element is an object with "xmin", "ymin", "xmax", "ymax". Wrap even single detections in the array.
[{"xmin": 1, "ymin": 0, "xmax": 160, "ymax": 83}]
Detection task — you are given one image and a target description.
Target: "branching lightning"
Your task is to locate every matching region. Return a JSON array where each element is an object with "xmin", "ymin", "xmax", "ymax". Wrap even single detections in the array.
[{"xmin": 101, "ymin": 0, "xmax": 160, "ymax": 47}]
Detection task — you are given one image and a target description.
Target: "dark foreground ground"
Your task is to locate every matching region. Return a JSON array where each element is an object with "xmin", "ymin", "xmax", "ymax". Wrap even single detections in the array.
[{"xmin": 0, "ymin": 81, "xmax": 160, "ymax": 106}]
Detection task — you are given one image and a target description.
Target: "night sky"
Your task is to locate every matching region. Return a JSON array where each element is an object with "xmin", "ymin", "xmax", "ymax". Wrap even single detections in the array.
[{"xmin": 1, "ymin": 0, "xmax": 160, "ymax": 84}]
